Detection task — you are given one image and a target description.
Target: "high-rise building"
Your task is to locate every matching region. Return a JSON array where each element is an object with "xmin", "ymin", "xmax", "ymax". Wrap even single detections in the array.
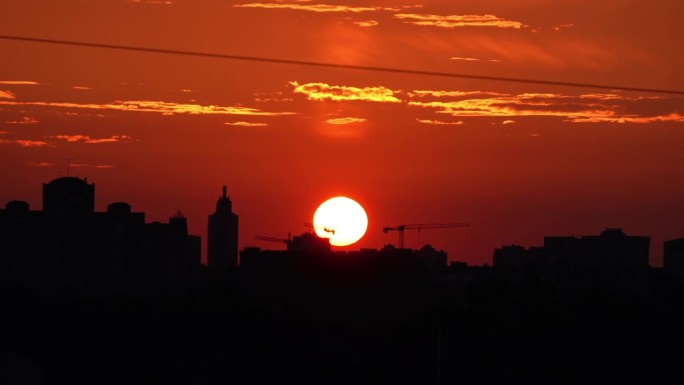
[
  {"xmin": 207, "ymin": 186, "xmax": 239, "ymax": 270},
  {"xmin": 544, "ymin": 228, "xmax": 650, "ymax": 273},
  {"xmin": 664, "ymin": 238, "xmax": 684, "ymax": 275},
  {"xmin": 43, "ymin": 176, "xmax": 95, "ymax": 216},
  {"xmin": 0, "ymin": 177, "xmax": 201, "ymax": 299}
]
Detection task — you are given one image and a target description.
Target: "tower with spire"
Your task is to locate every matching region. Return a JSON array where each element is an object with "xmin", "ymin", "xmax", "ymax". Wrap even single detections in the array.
[{"xmin": 207, "ymin": 186, "xmax": 239, "ymax": 270}]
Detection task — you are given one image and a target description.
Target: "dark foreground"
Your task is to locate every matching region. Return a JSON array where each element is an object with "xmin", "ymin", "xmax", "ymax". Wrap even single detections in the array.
[{"xmin": 3, "ymin": 267, "xmax": 684, "ymax": 385}]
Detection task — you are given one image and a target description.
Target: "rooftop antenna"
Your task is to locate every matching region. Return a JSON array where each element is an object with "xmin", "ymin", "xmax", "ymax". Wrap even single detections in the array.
[{"xmin": 63, "ymin": 158, "xmax": 74, "ymax": 177}]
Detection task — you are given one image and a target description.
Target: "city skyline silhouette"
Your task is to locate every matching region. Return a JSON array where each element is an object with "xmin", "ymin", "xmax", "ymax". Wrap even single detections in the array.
[
  {"xmin": 3, "ymin": 174, "xmax": 684, "ymax": 296},
  {"xmin": 2, "ymin": 175, "xmax": 684, "ymax": 384},
  {"xmin": 4, "ymin": 175, "xmax": 682, "ymax": 269}
]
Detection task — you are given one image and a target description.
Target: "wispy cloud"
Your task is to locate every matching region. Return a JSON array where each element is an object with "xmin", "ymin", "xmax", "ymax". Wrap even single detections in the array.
[
  {"xmin": 72, "ymin": 86, "xmax": 91, "ymax": 90},
  {"xmin": 569, "ymin": 112, "xmax": 684, "ymax": 124},
  {"xmin": 26, "ymin": 162, "xmax": 53, "ymax": 167},
  {"xmin": 127, "ymin": 0, "xmax": 173, "ymax": 4},
  {"xmin": 416, "ymin": 119, "xmax": 464, "ymax": 125},
  {"xmin": 225, "ymin": 121, "xmax": 269, "ymax": 127},
  {"xmin": 69, "ymin": 163, "xmax": 114, "ymax": 169},
  {"xmin": 254, "ymin": 91, "xmax": 293, "ymax": 103},
  {"xmin": 502, "ymin": 120, "xmax": 516, "ymax": 125},
  {"xmin": 411, "ymin": 90, "xmax": 506, "ymax": 98},
  {"xmin": 394, "ymin": 13, "xmax": 525, "ymax": 29},
  {"xmin": 290, "ymin": 81, "xmax": 402, "ymax": 103},
  {"xmin": 409, "ymin": 91, "xmax": 684, "ymax": 123},
  {"xmin": 6, "ymin": 117, "xmax": 39, "ymax": 125},
  {"xmin": 234, "ymin": 3, "xmax": 396, "ymax": 13},
  {"xmin": 50, "ymin": 135, "xmax": 133, "ymax": 144},
  {"xmin": 0, "ymin": 91, "xmax": 16, "ymax": 99},
  {"xmin": 354, "ymin": 20, "xmax": 379, "ymax": 27},
  {"xmin": 0, "ymin": 81, "xmax": 39, "ymax": 85},
  {"xmin": 0, "ymin": 100, "xmax": 295, "ymax": 116},
  {"xmin": 0, "ymin": 139, "xmax": 50, "ymax": 147},
  {"xmin": 326, "ymin": 117, "xmax": 367, "ymax": 125},
  {"xmin": 450, "ymin": 56, "xmax": 501, "ymax": 63},
  {"xmin": 554, "ymin": 23, "xmax": 574, "ymax": 31}
]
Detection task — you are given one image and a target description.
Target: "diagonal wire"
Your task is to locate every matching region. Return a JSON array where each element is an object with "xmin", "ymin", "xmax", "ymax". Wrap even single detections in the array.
[{"xmin": 1, "ymin": 34, "xmax": 683, "ymax": 95}]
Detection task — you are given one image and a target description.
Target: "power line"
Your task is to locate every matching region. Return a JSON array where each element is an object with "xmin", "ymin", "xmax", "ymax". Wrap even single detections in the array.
[{"xmin": 1, "ymin": 34, "xmax": 683, "ymax": 95}]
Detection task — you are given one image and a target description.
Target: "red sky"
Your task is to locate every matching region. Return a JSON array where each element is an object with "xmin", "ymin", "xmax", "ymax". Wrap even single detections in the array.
[{"xmin": 1, "ymin": 0, "xmax": 683, "ymax": 266}]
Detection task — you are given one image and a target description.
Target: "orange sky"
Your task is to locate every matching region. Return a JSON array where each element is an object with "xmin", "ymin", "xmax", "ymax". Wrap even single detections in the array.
[{"xmin": 1, "ymin": 0, "xmax": 683, "ymax": 266}]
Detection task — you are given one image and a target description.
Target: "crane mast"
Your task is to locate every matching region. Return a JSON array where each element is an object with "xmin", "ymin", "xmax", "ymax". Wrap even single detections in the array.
[
  {"xmin": 255, "ymin": 235, "xmax": 288, "ymax": 244},
  {"xmin": 254, "ymin": 233, "xmax": 292, "ymax": 246},
  {"xmin": 382, "ymin": 223, "xmax": 469, "ymax": 249}
]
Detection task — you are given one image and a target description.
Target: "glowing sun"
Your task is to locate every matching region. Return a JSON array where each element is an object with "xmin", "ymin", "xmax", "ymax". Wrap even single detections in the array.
[{"xmin": 313, "ymin": 196, "xmax": 368, "ymax": 246}]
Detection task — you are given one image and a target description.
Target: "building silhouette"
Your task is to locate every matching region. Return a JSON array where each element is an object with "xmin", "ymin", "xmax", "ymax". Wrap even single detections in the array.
[
  {"xmin": 493, "ymin": 245, "xmax": 546, "ymax": 272},
  {"xmin": 43, "ymin": 176, "xmax": 95, "ymax": 215},
  {"xmin": 545, "ymin": 228, "xmax": 650, "ymax": 274},
  {"xmin": 0, "ymin": 177, "xmax": 201, "ymax": 299},
  {"xmin": 493, "ymin": 228, "xmax": 650, "ymax": 276},
  {"xmin": 664, "ymin": 238, "xmax": 684, "ymax": 275},
  {"xmin": 207, "ymin": 185, "xmax": 239, "ymax": 270},
  {"xmin": 241, "ymin": 233, "xmax": 447, "ymax": 273},
  {"xmin": 241, "ymin": 232, "xmax": 332, "ymax": 270}
]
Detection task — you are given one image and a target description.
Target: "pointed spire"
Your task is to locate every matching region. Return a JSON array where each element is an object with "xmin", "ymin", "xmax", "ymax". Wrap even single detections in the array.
[{"xmin": 215, "ymin": 185, "xmax": 232, "ymax": 213}]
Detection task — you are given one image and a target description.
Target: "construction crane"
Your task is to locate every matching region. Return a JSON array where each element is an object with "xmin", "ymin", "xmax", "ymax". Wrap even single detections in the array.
[
  {"xmin": 255, "ymin": 233, "xmax": 292, "ymax": 246},
  {"xmin": 303, "ymin": 222, "xmax": 336, "ymax": 235},
  {"xmin": 382, "ymin": 223, "xmax": 470, "ymax": 249}
]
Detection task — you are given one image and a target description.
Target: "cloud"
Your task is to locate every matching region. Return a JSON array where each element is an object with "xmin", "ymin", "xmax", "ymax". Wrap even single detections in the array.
[
  {"xmin": 225, "ymin": 121, "xmax": 269, "ymax": 127},
  {"xmin": 411, "ymin": 90, "xmax": 506, "ymax": 98},
  {"xmin": 408, "ymin": 91, "xmax": 684, "ymax": 124},
  {"xmin": 234, "ymin": 3, "xmax": 395, "ymax": 13},
  {"xmin": 254, "ymin": 92, "xmax": 293, "ymax": 103},
  {"xmin": 50, "ymin": 135, "xmax": 133, "ymax": 144},
  {"xmin": 0, "ymin": 139, "xmax": 50, "ymax": 147},
  {"xmin": 416, "ymin": 119, "xmax": 464, "ymax": 125},
  {"xmin": 450, "ymin": 56, "xmax": 501, "ymax": 63},
  {"xmin": 69, "ymin": 163, "xmax": 114, "ymax": 169},
  {"xmin": 255, "ymin": 97, "xmax": 293, "ymax": 103},
  {"xmin": 72, "ymin": 86, "xmax": 91, "ymax": 90},
  {"xmin": 127, "ymin": 0, "xmax": 173, "ymax": 4},
  {"xmin": 26, "ymin": 162, "xmax": 53, "ymax": 167},
  {"xmin": 568, "ymin": 112, "xmax": 684, "ymax": 124},
  {"xmin": 326, "ymin": 117, "xmax": 367, "ymax": 125},
  {"xmin": 554, "ymin": 23, "xmax": 574, "ymax": 31},
  {"xmin": 394, "ymin": 13, "xmax": 525, "ymax": 29},
  {"xmin": 0, "ymin": 100, "xmax": 295, "ymax": 116},
  {"xmin": 0, "ymin": 81, "xmax": 39, "ymax": 85},
  {"xmin": 354, "ymin": 20, "xmax": 379, "ymax": 27},
  {"xmin": 6, "ymin": 117, "xmax": 39, "ymax": 124},
  {"xmin": 578, "ymin": 93, "xmax": 661, "ymax": 101},
  {"xmin": 0, "ymin": 130, "xmax": 7, "ymax": 134},
  {"xmin": 502, "ymin": 120, "xmax": 516, "ymax": 125},
  {"xmin": 0, "ymin": 91, "xmax": 16, "ymax": 99},
  {"xmin": 290, "ymin": 81, "xmax": 402, "ymax": 103}
]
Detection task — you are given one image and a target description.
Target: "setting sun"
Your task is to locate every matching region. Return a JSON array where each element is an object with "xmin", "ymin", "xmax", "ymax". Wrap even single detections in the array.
[{"xmin": 313, "ymin": 196, "xmax": 368, "ymax": 247}]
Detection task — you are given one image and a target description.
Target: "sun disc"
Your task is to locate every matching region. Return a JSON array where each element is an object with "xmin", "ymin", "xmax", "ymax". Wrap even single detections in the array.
[{"xmin": 313, "ymin": 196, "xmax": 368, "ymax": 246}]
